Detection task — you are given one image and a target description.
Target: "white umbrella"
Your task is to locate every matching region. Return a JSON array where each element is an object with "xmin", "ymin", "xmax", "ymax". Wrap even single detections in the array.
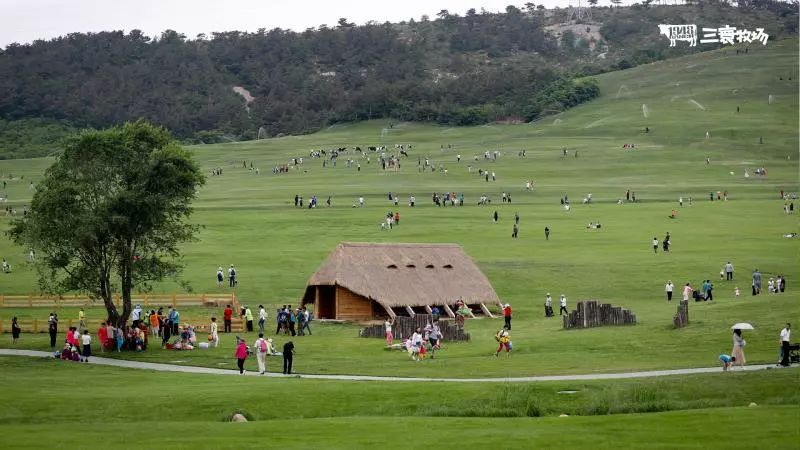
[{"xmin": 731, "ymin": 323, "xmax": 754, "ymax": 330}]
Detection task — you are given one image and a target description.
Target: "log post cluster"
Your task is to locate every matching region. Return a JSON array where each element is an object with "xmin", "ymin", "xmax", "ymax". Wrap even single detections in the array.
[
  {"xmin": 562, "ymin": 300, "xmax": 637, "ymax": 330},
  {"xmin": 673, "ymin": 300, "xmax": 689, "ymax": 328},
  {"xmin": 359, "ymin": 314, "xmax": 470, "ymax": 341}
]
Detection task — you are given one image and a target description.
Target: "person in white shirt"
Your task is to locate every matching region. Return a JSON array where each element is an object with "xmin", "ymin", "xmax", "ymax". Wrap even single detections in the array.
[
  {"xmin": 545, "ymin": 293, "xmax": 553, "ymax": 317},
  {"xmin": 384, "ymin": 317, "xmax": 394, "ymax": 346},
  {"xmin": 81, "ymin": 330, "xmax": 92, "ymax": 362},
  {"xmin": 725, "ymin": 262, "xmax": 734, "ymax": 281},
  {"xmin": 665, "ymin": 281, "xmax": 674, "ymax": 301},
  {"xmin": 779, "ymin": 323, "xmax": 791, "ymax": 367},
  {"xmin": 258, "ymin": 305, "xmax": 268, "ymax": 333},
  {"xmin": 410, "ymin": 328, "xmax": 423, "ymax": 361},
  {"xmin": 652, "ymin": 237, "xmax": 659, "ymax": 253},
  {"xmin": 131, "ymin": 304, "xmax": 143, "ymax": 327},
  {"xmin": 559, "ymin": 295, "xmax": 568, "ymax": 316},
  {"xmin": 210, "ymin": 317, "xmax": 219, "ymax": 348},
  {"xmin": 254, "ymin": 333, "xmax": 268, "ymax": 375}
]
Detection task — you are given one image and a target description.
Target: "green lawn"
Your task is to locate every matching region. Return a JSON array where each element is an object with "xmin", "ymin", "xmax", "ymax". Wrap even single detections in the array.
[
  {"xmin": 0, "ymin": 40, "xmax": 797, "ymax": 380},
  {"xmin": 0, "ymin": 357, "xmax": 797, "ymax": 449}
]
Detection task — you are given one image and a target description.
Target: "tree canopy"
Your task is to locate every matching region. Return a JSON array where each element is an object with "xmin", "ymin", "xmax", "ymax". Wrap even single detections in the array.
[{"xmin": 8, "ymin": 120, "xmax": 205, "ymax": 326}]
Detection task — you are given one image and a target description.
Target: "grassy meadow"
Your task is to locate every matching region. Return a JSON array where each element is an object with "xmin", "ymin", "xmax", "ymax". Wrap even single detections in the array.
[
  {"xmin": 0, "ymin": 356, "xmax": 798, "ymax": 449},
  {"xmin": 0, "ymin": 39, "xmax": 797, "ymax": 382}
]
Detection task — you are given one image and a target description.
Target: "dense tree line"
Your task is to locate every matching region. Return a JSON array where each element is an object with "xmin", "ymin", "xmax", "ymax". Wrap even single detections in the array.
[{"xmin": 0, "ymin": 3, "xmax": 795, "ymax": 157}]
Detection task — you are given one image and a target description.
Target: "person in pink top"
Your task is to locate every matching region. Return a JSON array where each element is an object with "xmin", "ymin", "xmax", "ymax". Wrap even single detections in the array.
[
  {"xmin": 682, "ymin": 283, "xmax": 692, "ymax": 301},
  {"xmin": 235, "ymin": 338, "xmax": 248, "ymax": 375}
]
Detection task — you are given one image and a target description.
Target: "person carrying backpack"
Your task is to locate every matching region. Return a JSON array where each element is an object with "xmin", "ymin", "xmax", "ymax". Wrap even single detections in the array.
[{"xmin": 254, "ymin": 333, "xmax": 268, "ymax": 375}]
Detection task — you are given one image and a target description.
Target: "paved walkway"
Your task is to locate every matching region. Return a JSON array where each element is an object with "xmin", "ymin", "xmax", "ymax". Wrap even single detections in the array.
[{"xmin": 0, "ymin": 349, "xmax": 785, "ymax": 382}]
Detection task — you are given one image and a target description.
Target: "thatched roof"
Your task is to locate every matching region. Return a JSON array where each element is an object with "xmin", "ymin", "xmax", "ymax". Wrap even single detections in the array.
[{"xmin": 302, "ymin": 242, "xmax": 501, "ymax": 308}]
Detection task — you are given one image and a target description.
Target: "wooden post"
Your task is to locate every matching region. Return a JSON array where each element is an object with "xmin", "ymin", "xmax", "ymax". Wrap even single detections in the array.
[
  {"xmin": 172, "ymin": 294, "xmax": 177, "ymax": 308},
  {"xmin": 0, "ymin": 294, "xmax": 3, "ymax": 306},
  {"xmin": 424, "ymin": 305, "xmax": 433, "ymax": 314},
  {"xmin": 442, "ymin": 304, "xmax": 455, "ymax": 318},
  {"xmin": 382, "ymin": 303, "xmax": 396, "ymax": 320},
  {"xmin": 33, "ymin": 319, "xmax": 38, "ymax": 333},
  {"xmin": 405, "ymin": 306, "xmax": 416, "ymax": 317},
  {"xmin": 479, "ymin": 302, "xmax": 494, "ymax": 318}
]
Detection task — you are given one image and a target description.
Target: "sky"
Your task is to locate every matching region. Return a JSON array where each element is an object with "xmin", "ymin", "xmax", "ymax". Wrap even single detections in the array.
[{"xmin": 0, "ymin": 0, "xmax": 625, "ymax": 47}]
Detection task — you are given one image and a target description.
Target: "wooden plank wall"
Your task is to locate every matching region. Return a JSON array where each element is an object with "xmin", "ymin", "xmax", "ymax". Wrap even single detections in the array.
[
  {"xmin": 359, "ymin": 314, "xmax": 470, "ymax": 341},
  {"xmin": 336, "ymin": 286, "xmax": 373, "ymax": 320},
  {"xmin": 562, "ymin": 300, "xmax": 637, "ymax": 330}
]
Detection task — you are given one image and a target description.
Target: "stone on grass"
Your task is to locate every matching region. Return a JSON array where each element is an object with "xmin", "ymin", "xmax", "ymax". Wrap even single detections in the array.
[
  {"xmin": 231, "ymin": 413, "xmax": 248, "ymax": 422},
  {"xmin": 559, "ymin": 413, "xmax": 569, "ymax": 417},
  {"xmin": 748, "ymin": 402, "xmax": 757, "ymax": 408}
]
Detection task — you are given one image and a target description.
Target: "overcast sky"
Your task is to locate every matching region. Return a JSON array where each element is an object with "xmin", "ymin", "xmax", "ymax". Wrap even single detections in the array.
[{"xmin": 0, "ymin": 0, "xmax": 626, "ymax": 48}]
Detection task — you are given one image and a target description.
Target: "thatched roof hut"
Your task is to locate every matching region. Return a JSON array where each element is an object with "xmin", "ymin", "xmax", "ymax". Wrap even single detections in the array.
[{"xmin": 301, "ymin": 242, "xmax": 502, "ymax": 320}]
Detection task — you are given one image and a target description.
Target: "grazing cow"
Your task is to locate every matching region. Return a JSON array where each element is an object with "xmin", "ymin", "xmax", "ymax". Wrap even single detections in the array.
[
  {"xmin": 400, "ymin": 150, "xmax": 409, "ymax": 157},
  {"xmin": 658, "ymin": 24, "xmax": 697, "ymax": 47},
  {"xmin": 368, "ymin": 146, "xmax": 377, "ymax": 151}
]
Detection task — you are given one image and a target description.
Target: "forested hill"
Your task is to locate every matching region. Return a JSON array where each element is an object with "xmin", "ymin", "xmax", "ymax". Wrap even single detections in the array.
[{"xmin": 0, "ymin": 2, "xmax": 796, "ymax": 158}]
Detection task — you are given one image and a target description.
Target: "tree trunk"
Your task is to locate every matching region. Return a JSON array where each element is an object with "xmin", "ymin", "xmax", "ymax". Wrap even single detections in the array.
[
  {"xmin": 119, "ymin": 256, "xmax": 133, "ymax": 329},
  {"xmin": 100, "ymin": 275, "xmax": 120, "ymax": 327}
]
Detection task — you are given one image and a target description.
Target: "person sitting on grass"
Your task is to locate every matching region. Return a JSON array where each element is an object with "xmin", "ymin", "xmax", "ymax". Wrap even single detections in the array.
[{"xmin": 719, "ymin": 354, "xmax": 736, "ymax": 371}]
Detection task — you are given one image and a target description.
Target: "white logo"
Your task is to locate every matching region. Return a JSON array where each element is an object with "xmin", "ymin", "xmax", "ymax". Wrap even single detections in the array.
[
  {"xmin": 658, "ymin": 24, "xmax": 697, "ymax": 47},
  {"xmin": 659, "ymin": 24, "xmax": 768, "ymax": 47}
]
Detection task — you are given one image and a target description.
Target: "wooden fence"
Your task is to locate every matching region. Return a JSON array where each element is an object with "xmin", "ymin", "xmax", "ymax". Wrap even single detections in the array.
[
  {"xmin": 0, "ymin": 316, "xmax": 245, "ymax": 334},
  {"xmin": 562, "ymin": 300, "xmax": 637, "ymax": 330},
  {"xmin": 359, "ymin": 314, "xmax": 470, "ymax": 341},
  {"xmin": 0, "ymin": 293, "xmax": 237, "ymax": 308},
  {"xmin": 673, "ymin": 300, "xmax": 689, "ymax": 328}
]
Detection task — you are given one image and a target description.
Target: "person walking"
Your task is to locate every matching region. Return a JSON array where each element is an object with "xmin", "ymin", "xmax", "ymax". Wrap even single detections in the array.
[
  {"xmin": 725, "ymin": 262, "xmax": 734, "ymax": 281},
  {"xmin": 544, "ymin": 226, "xmax": 550, "ymax": 240},
  {"xmin": 258, "ymin": 305, "xmax": 267, "ymax": 333},
  {"xmin": 652, "ymin": 237, "xmax": 659, "ymax": 253},
  {"xmin": 244, "ymin": 306, "xmax": 254, "ymax": 332},
  {"xmin": 223, "ymin": 304, "xmax": 233, "ymax": 333},
  {"xmin": 779, "ymin": 323, "xmax": 791, "ymax": 367},
  {"xmin": 216, "ymin": 266, "xmax": 224, "ymax": 288},
  {"xmin": 210, "ymin": 317, "xmax": 219, "ymax": 348},
  {"xmin": 228, "ymin": 264, "xmax": 237, "ymax": 287},
  {"xmin": 493, "ymin": 211, "xmax": 498, "ymax": 223},
  {"xmin": 254, "ymin": 333, "xmax": 268, "ymax": 375},
  {"xmin": 731, "ymin": 329, "xmax": 746, "ymax": 369},
  {"xmin": 78, "ymin": 308, "xmax": 86, "ymax": 331},
  {"xmin": 11, "ymin": 317, "xmax": 21, "ymax": 344},
  {"xmin": 512, "ymin": 223, "xmax": 518, "ymax": 239},
  {"xmin": 235, "ymin": 338, "xmax": 248, "ymax": 375},
  {"xmin": 301, "ymin": 307, "xmax": 312, "ymax": 336},
  {"xmin": 283, "ymin": 340, "xmax": 295, "ymax": 374},
  {"xmin": 559, "ymin": 295, "xmax": 568, "ymax": 315},
  {"xmin": 706, "ymin": 280, "xmax": 714, "ymax": 301},
  {"xmin": 665, "ymin": 280, "xmax": 674, "ymax": 301},
  {"xmin": 752, "ymin": 269, "xmax": 762, "ymax": 295},
  {"xmin": 384, "ymin": 317, "xmax": 394, "ymax": 346},
  {"xmin": 503, "ymin": 304, "xmax": 512, "ymax": 330},
  {"xmin": 494, "ymin": 327, "xmax": 511, "ymax": 357},
  {"xmin": 48, "ymin": 313, "xmax": 58, "ymax": 349},
  {"xmin": 662, "ymin": 232, "xmax": 670, "ymax": 252}
]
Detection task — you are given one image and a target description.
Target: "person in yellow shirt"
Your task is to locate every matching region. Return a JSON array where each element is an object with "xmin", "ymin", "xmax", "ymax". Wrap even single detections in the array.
[
  {"xmin": 78, "ymin": 309, "xmax": 86, "ymax": 331},
  {"xmin": 495, "ymin": 327, "xmax": 511, "ymax": 357}
]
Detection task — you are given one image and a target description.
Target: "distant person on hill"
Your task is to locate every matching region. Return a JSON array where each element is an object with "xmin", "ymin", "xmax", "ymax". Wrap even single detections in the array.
[
  {"xmin": 493, "ymin": 211, "xmax": 498, "ymax": 223},
  {"xmin": 384, "ymin": 317, "xmax": 394, "ymax": 346},
  {"xmin": 732, "ymin": 329, "xmax": 746, "ymax": 369},
  {"xmin": 228, "ymin": 265, "xmax": 237, "ymax": 287},
  {"xmin": 652, "ymin": 237, "xmax": 659, "ymax": 253},
  {"xmin": 258, "ymin": 305, "xmax": 267, "ymax": 333},
  {"xmin": 545, "ymin": 294, "xmax": 553, "ymax": 317},
  {"xmin": 665, "ymin": 281, "xmax": 674, "ymax": 301},
  {"xmin": 545, "ymin": 226, "xmax": 550, "ymax": 240},
  {"xmin": 81, "ymin": 330, "xmax": 92, "ymax": 363},
  {"xmin": 48, "ymin": 313, "xmax": 58, "ymax": 349},
  {"xmin": 725, "ymin": 262, "xmax": 734, "ymax": 281},
  {"xmin": 512, "ymin": 223, "xmax": 518, "ymax": 239},
  {"xmin": 559, "ymin": 295, "xmax": 568, "ymax": 315},
  {"xmin": 254, "ymin": 333, "xmax": 268, "ymax": 375},
  {"xmin": 244, "ymin": 306, "xmax": 254, "ymax": 332},
  {"xmin": 663, "ymin": 232, "xmax": 670, "ymax": 252},
  {"xmin": 216, "ymin": 266, "xmax": 224, "ymax": 288},
  {"xmin": 752, "ymin": 269, "xmax": 762, "ymax": 295}
]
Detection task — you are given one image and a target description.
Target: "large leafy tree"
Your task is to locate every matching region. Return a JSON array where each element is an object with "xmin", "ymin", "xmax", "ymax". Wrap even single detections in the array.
[{"xmin": 9, "ymin": 120, "xmax": 205, "ymax": 327}]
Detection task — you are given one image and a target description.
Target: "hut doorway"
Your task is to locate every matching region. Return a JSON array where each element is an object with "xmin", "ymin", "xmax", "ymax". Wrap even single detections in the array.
[{"xmin": 317, "ymin": 285, "xmax": 336, "ymax": 319}]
